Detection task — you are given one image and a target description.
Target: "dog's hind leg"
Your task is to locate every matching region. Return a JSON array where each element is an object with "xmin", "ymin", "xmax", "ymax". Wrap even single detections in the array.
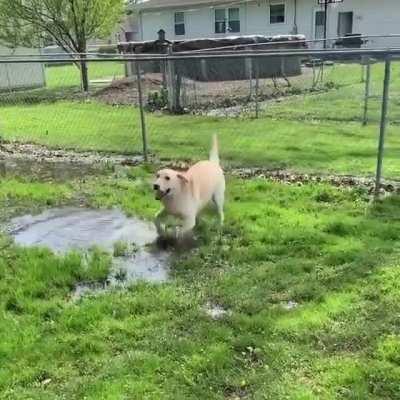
[{"xmin": 213, "ymin": 183, "xmax": 225, "ymax": 226}]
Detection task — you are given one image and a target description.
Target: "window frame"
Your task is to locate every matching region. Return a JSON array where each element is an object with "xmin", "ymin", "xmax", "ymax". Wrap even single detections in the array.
[
  {"xmin": 174, "ymin": 11, "xmax": 186, "ymax": 36},
  {"xmin": 228, "ymin": 7, "xmax": 240, "ymax": 33},
  {"xmin": 214, "ymin": 7, "xmax": 241, "ymax": 35},
  {"xmin": 215, "ymin": 8, "xmax": 227, "ymax": 34},
  {"xmin": 269, "ymin": 2, "xmax": 286, "ymax": 25}
]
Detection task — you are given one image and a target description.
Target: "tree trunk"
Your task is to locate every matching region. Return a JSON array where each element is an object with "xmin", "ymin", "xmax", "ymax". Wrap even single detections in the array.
[
  {"xmin": 78, "ymin": 39, "xmax": 89, "ymax": 92},
  {"xmin": 80, "ymin": 57, "xmax": 89, "ymax": 92}
]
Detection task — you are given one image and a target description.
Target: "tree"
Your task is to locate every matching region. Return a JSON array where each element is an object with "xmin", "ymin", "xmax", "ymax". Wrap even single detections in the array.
[{"xmin": 0, "ymin": 0, "xmax": 125, "ymax": 91}]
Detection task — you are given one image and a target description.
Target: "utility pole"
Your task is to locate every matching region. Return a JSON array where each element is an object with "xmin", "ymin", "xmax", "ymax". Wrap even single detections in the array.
[{"xmin": 319, "ymin": 0, "xmax": 344, "ymax": 49}]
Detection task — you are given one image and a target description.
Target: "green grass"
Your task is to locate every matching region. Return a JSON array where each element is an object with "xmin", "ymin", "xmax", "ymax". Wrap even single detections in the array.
[
  {"xmin": 1, "ymin": 61, "xmax": 400, "ymax": 179},
  {"xmin": 1, "ymin": 100, "xmax": 400, "ymax": 177},
  {"xmin": 264, "ymin": 62, "xmax": 400, "ymax": 124},
  {"xmin": 1, "ymin": 167, "xmax": 400, "ymax": 399},
  {"xmin": 45, "ymin": 61, "xmax": 125, "ymax": 88}
]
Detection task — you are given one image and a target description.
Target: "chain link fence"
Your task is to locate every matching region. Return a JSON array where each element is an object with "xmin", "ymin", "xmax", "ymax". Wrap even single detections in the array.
[{"xmin": 1, "ymin": 39, "xmax": 400, "ymax": 191}]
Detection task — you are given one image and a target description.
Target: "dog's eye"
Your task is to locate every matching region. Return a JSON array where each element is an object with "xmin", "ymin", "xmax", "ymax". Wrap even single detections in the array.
[
  {"xmin": 165, "ymin": 176, "xmax": 170, "ymax": 181},
  {"xmin": 156, "ymin": 174, "xmax": 160, "ymax": 179}
]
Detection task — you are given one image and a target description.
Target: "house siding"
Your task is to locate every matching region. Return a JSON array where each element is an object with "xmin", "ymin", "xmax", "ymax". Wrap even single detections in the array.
[
  {"xmin": 140, "ymin": 0, "xmax": 400, "ymax": 46},
  {"xmin": 0, "ymin": 47, "xmax": 46, "ymax": 90}
]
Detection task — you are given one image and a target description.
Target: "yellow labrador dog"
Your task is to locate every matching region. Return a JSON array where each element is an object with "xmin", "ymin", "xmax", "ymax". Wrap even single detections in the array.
[{"xmin": 153, "ymin": 135, "xmax": 225, "ymax": 237}]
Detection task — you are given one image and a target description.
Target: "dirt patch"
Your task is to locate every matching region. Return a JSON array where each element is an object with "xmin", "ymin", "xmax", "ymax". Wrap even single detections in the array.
[
  {"xmin": 0, "ymin": 157, "xmax": 102, "ymax": 182},
  {"xmin": 0, "ymin": 141, "xmax": 144, "ymax": 182},
  {"xmin": 2, "ymin": 141, "xmax": 398, "ymax": 194},
  {"xmin": 230, "ymin": 168, "xmax": 400, "ymax": 194},
  {"xmin": 0, "ymin": 141, "xmax": 142, "ymax": 166},
  {"xmin": 94, "ymin": 75, "xmax": 162, "ymax": 106},
  {"xmin": 91, "ymin": 67, "xmax": 316, "ymax": 110}
]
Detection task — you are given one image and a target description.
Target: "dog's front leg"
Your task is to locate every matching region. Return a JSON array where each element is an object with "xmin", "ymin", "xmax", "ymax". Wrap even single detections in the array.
[
  {"xmin": 178, "ymin": 214, "xmax": 196, "ymax": 238},
  {"xmin": 155, "ymin": 208, "xmax": 167, "ymax": 236}
]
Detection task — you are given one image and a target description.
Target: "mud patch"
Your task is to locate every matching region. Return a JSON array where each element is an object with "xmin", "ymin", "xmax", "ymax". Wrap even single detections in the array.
[
  {"xmin": 0, "ymin": 141, "xmax": 144, "ymax": 182},
  {"xmin": 8, "ymin": 208, "xmax": 170, "ymax": 295},
  {"xmin": 0, "ymin": 142, "xmax": 142, "ymax": 169},
  {"xmin": 94, "ymin": 75, "xmax": 162, "ymax": 106},
  {"xmin": 230, "ymin": 168, "xmax": 400, "ymax": 194},
  {"xmin": 0, "ymin": 158, "xmax": 102, "ymax": 182}
]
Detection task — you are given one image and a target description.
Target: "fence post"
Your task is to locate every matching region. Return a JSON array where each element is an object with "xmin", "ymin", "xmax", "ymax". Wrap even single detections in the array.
[
  {"xmin": 374, "ymin": 56, "xmax": 391, "ymax": 199},
  {"xmin": 361, "ymin": 64, "xmax": 365, "ymax": 83},
  {"xmin": 362, "ymin": 59, "xmax": 371, "ymax": 126},
  {"xmin": 166, "ymin": 45, "xmax": 178, "ymax": 112},
  {"xmin": 135, "ymin": 60, "xmax": 148, "ymax": 162},
  {"xmin": 247, "ymin": 54, "xmax": 253, "ymax": 98},
  {"xmin": 175, "ymin": 73, "xmax": 182, "ymax": 111},
  {"xmin": 254, "ymin": 58, "xmax": 260, "ymax": 119}
]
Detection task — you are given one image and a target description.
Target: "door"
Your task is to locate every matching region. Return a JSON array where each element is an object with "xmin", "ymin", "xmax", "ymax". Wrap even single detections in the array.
[
  {"xmin": 338, "ymin": 12, "xmax": 353, "ymax": 37},
  {"xmin": 314, "ymin": 10, "xmax": 326, "ymax": 39}
]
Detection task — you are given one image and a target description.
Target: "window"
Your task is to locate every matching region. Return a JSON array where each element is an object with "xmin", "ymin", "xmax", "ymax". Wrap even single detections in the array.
[
  {"xmin": 215, "ymin": 9, "xmax": 226, "ymax": 34},
  {"xmin": 337, "ymin": 12, "xmax": 353, "ymax": 36},
  {"xmin": 174, "ymin": 12, "xmax": 185, "ymax": 36},
  {"xmin": 215, "ymin": 8, "xmax": 240, "ymax": 34},
  {"xmin": 270, "ymin": 3, "xmax": 285, "ymax": 24},
  {"xmin": 125, "ymin": 31, "xmax": 134, "ymax": 41},
  {"xmin": 228, "ymin": 8, "xmax": 240, "ymax": 32}
]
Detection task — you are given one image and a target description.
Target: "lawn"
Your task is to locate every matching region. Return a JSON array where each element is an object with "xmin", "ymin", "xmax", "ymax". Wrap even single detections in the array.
[
  {"xmin": 45, "ymin": 61, "xmax": 126, "ymax": 88},
  {"xmin": 1, "ymin": 100, "xmax": 400, "ymax": 177},
  {"xmin": 1, "ymin": 166, "xmax": 400, "ymax": 399},
  {"xmin": 1, "ymin": 56, "xmax": 400, "ymax": 400},
  {"xmin": 1, "ymin": 61, "xmax": 400, "ymax": 179},
  {"xmin": 264, "ymin": 61, "xmax": 400, "ymax": 124}
]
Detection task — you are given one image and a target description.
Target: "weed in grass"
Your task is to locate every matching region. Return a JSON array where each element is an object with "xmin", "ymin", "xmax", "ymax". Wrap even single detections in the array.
[{"xmin": 113, "ymin": 240, "xmax": 129, "ymax": 257}]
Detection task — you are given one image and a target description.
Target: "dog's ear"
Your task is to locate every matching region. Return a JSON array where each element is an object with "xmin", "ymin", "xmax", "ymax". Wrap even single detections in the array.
[{"xmin": 177, "ymin": 173, "xmax": 189, "ymax": 184}]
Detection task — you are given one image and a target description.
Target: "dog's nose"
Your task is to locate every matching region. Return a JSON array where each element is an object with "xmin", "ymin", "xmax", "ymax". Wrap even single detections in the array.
[{"xmin": 153, "ymin": 184, "xmax": 160, "ymax": 190}]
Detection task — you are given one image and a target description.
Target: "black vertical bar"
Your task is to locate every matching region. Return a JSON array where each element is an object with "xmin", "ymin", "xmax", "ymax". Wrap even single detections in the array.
[
  {"xmin": 374, "ymin": 57, "xmax": 392, "ymax": 198},
  {"xmin": 323, "ymin": 1, "xmax": 328, "ymax": 49},
  {"xmin": 135, "ymin": 61, "xmax": 148, "ymax": 161},
  {"xmin": 362, "ymin": 60, "xmax": 371, "ymax": 126}
]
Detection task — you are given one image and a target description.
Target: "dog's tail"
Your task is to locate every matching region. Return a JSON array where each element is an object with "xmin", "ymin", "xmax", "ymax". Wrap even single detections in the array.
[{"xmin": 209, "ymin": 134, "xmax": 220, "ymax": 164}]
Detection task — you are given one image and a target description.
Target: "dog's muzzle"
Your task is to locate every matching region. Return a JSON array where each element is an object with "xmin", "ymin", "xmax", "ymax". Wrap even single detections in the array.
[{"xmin": 154, "ymin": 186, "xmax": 171, "ymax": 200}]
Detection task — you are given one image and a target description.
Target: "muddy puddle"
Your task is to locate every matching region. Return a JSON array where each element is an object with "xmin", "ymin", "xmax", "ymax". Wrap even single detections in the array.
[
  {"xmin": 0, "ymin": 158, "xmax": 102, "ymax": 182},
  {"xmin": 0, "ymin": 142, "xmax": 144, "ymax": 182},
  {"xmin": 8, "ymin": 208, "xmax": 170, "ymax": 297}
]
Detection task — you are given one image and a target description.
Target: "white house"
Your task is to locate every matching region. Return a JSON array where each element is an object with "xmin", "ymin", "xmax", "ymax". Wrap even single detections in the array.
[
  {"xmin": 0, "ymin": 46, "xmax": 46, "ymax": 90},
  {"xmin": 134, "ymin": 0, "xmax": 400, "ymax": 47}
]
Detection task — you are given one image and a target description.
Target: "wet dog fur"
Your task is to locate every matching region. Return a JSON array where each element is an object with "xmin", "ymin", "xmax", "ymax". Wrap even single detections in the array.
[{"xmin": 153, "ymin": 135, "xmax": 225, "ymax": 238}]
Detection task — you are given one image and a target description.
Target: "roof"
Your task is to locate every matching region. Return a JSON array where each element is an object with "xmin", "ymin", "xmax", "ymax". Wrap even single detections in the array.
[{"xmin": 135, "ymin": 0, "xmax": 236, "ymax": 11}]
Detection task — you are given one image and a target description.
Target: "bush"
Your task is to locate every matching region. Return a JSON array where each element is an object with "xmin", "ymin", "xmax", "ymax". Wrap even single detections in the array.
[{"xmin": 146, "ymin": 88, "xmax": 168, "ymax": 111}]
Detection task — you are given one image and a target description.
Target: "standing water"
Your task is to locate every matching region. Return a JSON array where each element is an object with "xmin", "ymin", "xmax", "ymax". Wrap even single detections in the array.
[{"xmin": 8, "ymin": 207, "xmax": 170, "ymax": 296}]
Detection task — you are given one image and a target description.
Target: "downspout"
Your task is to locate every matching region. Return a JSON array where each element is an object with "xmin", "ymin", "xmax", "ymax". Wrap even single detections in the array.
[
  {"xmin": 292, "ymin": 0, "xmax": 298, "ymax": 34},
  {"xmin": 139, "ymin": 11, "xmax": 144, "ymax": 41},
  {"xmin": 323, "ymin": 0, "xmax": 328, "ymax": 48}
]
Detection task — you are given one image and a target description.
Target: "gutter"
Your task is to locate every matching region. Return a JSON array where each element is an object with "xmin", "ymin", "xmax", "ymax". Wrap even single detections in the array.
[
  {"xmin": 139, "ymin": 11, "xmax": 144, "ymax": 41},
  {"xmin": 136, "ymin": 0, "xmax": 235, "ymax": 12}
]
